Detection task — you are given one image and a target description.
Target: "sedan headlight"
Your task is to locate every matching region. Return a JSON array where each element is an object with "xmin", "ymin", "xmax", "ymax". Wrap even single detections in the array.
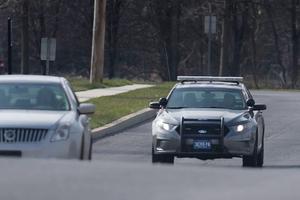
[
  {"xmin": 51, "ymin": 123, "xmax": 71, "ymax": 142},
  {"xmin": 233, "ymin": 122, "xmax": 251, "ymax": 133},
  {"xmin": 157, "ymin": 120, "xmax": 177, "ymax": 132}
]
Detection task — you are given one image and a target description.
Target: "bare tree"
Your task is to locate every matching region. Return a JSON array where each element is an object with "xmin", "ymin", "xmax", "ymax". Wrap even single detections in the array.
[
  {"xmin": 290, "ymin": 0, "xmax": 299, "ymax": 88},
  {"xmin": 107, "ymin": 0, "xmax": 122, "ymax": 79},
  {"xmin": 21, "ymin": 0, "xmax": 29, "ymax": 74}
]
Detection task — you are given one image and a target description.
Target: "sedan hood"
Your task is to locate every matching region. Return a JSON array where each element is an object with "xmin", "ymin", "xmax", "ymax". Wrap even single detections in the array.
[
  {"xmin": 160, "ymin": 108, "xmax": 249, "ymax": 125},
  {"xmin": 0, "ymin": 110, "xmax": 72, "ymax": 129}
]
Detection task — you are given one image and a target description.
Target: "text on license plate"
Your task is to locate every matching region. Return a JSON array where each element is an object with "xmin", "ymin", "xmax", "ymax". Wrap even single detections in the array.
[{"xmin": 193, "ymin": 140, "xmax": 211, "ymax": 150}]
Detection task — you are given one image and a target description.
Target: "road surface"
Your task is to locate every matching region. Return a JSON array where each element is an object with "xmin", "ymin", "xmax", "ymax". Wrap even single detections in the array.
[
  {"xmin": 93, "ymin": 90, "xmax": 300, "ymax": 167},
  {"xmin": 1, "ymin": 90, "xmax": 300, "ymax": 200}
]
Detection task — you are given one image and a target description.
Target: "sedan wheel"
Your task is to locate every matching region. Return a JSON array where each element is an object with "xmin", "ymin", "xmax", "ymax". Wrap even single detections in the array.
[
  {"xmin": 257, "ymin": 138, "xmax": 264, "ymax": 167},
  {"xmin": 152, "ymin": 146, "xmax": 174, "ymax": 164},
  {"xmin": 242, "ymin": 133, "xmax": 263, "ymax": 167},
  {"xmin": 80, "ymin": 136, "xmax": 92, "ymax": 161}
]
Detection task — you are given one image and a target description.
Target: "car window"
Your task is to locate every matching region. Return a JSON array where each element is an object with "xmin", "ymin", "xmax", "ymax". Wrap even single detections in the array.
[
  {"xmin": 167, "ymin": 88, "xmax": 247, "ymax": 110},
  {"xmin": 0, "ymin": 83, "xmax": 70, "ymax": 111},
  {"xmin": 65, "ymin": 80, "xmax": 80, "ymax": 106}
]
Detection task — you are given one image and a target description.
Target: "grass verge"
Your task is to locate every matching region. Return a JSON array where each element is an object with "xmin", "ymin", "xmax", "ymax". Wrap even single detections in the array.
[
  {"xmin": 88, "ymin": 82, "xmax": 174, "ymax": 129},
  {"xmin": 68, "ymin": 77, "xmax": 134, "ymax": 92}
]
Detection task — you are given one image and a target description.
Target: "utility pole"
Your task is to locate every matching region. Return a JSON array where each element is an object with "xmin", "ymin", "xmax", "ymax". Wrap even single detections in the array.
[
  {"xmin": 7, "ymin": 18, "xmax": 12, "ymax": 74},
  {"xmin": 90, "ymin": 0, "xmax": 107, "ymax": 83}
]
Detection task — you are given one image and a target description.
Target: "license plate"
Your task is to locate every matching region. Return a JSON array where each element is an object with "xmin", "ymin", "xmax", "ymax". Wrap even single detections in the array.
[{"xmin": 193, "ymin": 140, "xmax": 211, "ymax": 150}]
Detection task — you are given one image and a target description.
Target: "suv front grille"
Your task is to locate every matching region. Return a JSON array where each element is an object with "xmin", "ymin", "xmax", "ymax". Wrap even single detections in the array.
[{"xmin": 0, "ymin": 128, "xmax": 48, "ymax": 143}]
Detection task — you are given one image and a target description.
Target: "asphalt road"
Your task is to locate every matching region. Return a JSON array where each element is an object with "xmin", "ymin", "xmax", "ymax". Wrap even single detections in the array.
[
  {"xmin": 93, "ymin": 90, "xmax": 300, "ymax": 167},
  {"xmin": 2, "ymin": 90, "xmax": 300, "ymax": 200}
]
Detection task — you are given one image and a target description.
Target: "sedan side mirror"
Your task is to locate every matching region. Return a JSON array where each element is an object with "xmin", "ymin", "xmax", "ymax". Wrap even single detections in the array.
[
  {"xmin": 78, "ymin": 103, "xmax": 96, "ymax": 115},
  {"xmin": 253, "ymin": 104, "xmax": 267, "ymax": 111},
  {"xmin": 149, "ymin": 102, "xmax": 160, "ymax": 109},
  {"xmin": 159, "ymin": 97, "xmax": 168, "ymax": 107},
  {"xmin": 246, "ymin": 99, "xmax": 255, "ymax": 107}
]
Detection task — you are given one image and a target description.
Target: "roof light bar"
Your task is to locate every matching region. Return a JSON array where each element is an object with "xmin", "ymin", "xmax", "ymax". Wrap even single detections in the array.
[{"xmin": 177, "ymin": 76, "xmax": 244, "ymax": 83}]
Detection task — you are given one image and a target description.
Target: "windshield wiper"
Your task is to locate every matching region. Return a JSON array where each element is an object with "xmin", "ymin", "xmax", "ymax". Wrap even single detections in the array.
[
  {"xmin": 166, "ymin": 106, "xmax": 188, "ymax": 109},
  {"xmin": 205, "ymin": 106, "xmax": 227, "ymax": 109}
]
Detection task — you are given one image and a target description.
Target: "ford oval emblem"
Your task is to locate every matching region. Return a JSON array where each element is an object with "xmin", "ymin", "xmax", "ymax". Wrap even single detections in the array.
[{"xmin": 198, "ymin": 130, "xmax": 208, "ymax": 134}]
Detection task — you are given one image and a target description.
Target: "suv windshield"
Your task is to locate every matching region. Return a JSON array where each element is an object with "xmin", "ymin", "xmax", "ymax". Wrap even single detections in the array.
[
  {"xmin": 0, "ymin": 83, "xmax": 70, "ymax": 111},
  {"xmin": 167, "ymin": 87, "xmax": 246, "ymax": 110}
]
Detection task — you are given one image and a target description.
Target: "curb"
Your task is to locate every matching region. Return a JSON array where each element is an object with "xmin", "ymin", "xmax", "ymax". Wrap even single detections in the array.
[{"xmin": 92, "ymin": 108, "xmax": 157, "ymax": 141}]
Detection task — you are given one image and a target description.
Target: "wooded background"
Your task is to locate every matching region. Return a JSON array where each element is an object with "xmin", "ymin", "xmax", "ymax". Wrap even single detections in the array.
[{"xmin": 0, "ymin": 0, "xmax": 299, "ymax": 88}]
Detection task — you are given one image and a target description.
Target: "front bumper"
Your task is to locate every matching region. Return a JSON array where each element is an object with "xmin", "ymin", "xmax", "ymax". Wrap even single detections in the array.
[
  {"xmin": 0, "ymin": 131, "xmax": 82, "ymax": 159},
  {"xmin": 153, "ymin": 124, "xmax": 256, "ymax": 159}
]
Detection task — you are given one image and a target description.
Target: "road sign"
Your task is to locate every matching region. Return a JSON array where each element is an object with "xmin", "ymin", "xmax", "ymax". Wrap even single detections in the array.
[
  {"xmin": 41, "ymin": 38, "xmax": 56, "ymax": 75},
  {"xmin": 41, "ymin": 38, "xmax": 56, "ymax": 61},
  {"xmin": 204, "ymin": 16, "xmax": 217, "ymax": 34}
]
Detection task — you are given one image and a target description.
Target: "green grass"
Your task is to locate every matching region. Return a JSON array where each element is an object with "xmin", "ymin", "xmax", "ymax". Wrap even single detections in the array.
[
  {"xmin": 68, "ymin": 77, "xmax": 134, "ymax": 92},
  {"xmin": 88, "ymin": 82, "xmax": 174, "ymax": 129}
]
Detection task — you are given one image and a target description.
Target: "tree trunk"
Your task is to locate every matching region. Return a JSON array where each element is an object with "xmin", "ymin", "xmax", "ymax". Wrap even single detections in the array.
[
  {"xmin": 107, "ymin": 0, "xmax": 121, "ymax": 79},
  {"xmin": 39, "ymin": 1, "xmax": 46, "ymax": 75},
  {"xmin": 165, "ymin": 0, "xmax": 180, "ymax": 81},
  {"xmin": 21, "ymin": 0, "xmax": 29, "ymax": 74},
  {"xmin": 250, "ymin": 3, "xmax": 259, "ymax": 89},
  {"xmin": 219, "ymin": 0, "xmax": 232, "ymax": 76},
  {"xmin": 291, "ymin": 0, "xmax": 298, "ymax": 88},
  {"xmin": 90, "ymin": 0, "xmax": 107, "ymax": 83},
  {"xmin": 264, "ymin": 0, "xmax": 287, "ymax": 87},
  {"xmin": 250, "ymin": 25, "xmax": 259, "ymax": 89},
  {"xmin": 231, "ymin": 2, "xmax": 247, "ymax": 77}
]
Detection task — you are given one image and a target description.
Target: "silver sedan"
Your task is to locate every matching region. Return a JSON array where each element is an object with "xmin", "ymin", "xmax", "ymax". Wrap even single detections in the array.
[
  {"xmin": 150, "ymin": 76, "xmax": 267, "ymax": 167},
  {"xmin": 0, "ymin": 75, "xmax": 95, "ymax": 160}
]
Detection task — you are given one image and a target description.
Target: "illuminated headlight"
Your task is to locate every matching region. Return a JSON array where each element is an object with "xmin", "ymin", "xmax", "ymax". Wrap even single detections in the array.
[
  {"xmin": 51, "ymin": 123, "xmax": 71, "ymax": 142},
  {"xmin": 157, "ymin": 120, "xmax": 177, "ymax": 132},
  {"xmin": 234, "ymin": 123, "xmax": 250, "ymax": 133},
  {"xmin": 236, "ymin": 124, "xmax": 244, "ymax": 132}
]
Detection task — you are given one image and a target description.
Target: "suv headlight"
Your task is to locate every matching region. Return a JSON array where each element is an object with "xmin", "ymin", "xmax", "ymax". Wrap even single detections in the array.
[
  {"xmin": 51, "ymin": 123, "xmax": 71, "ymax": 142},
  {"xmin": 157, "ymin": 120, "xmax": 177, "ymax": 132}
]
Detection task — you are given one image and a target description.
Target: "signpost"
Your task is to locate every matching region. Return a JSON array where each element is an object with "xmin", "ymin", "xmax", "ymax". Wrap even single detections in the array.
[
  {"xmin": 41, "ymin": 38, "xmax": 56, "ymax": 75},
  {"xmin": 7, "ymin": 18, "xmax": 12, "ymax": 75},
  {"xmin": 204, "ymin": 4, "xmax": 216, "ymax": 76}
]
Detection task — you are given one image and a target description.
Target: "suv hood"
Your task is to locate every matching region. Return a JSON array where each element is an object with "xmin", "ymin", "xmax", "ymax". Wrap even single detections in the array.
[
  {"xmin": 0, "ymin": 110, "xmax": 72, "ymax": 129},
  {"xmin": 160, "ymin": 108, "xmax": 249, "ymax": 125}
]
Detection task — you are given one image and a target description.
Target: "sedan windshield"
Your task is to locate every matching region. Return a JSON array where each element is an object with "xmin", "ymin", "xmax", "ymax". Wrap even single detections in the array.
[
  {"xmin": 167, "ymin": 87, "xmax": 246, "ymax": 110},
  {"xmin": 0, "ymin": 83, "xmax": 70, "ymax": 111}
]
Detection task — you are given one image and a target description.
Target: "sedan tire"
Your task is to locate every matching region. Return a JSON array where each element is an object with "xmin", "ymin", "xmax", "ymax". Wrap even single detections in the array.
[
  {"xmin": 242, "ymin": 132, "xmax": 263, "ymax": 167},
  {"xmin": 80, "ymin": 136, "xmax": 92, "ymax": 161},
  {"xmin": 152, "ymin": 146, "xmax": 174, "ymax": 164}
]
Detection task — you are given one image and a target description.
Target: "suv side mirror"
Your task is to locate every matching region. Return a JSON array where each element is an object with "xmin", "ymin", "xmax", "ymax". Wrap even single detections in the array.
[
  {"xmin": 78, "ymin": 103, "xmax": 96, "ymax": 115},
  {"xmin": 253, "ymin": 104, "xmax": 267, "ymax": 111},
  {"xmin": 246, "ymin": 99, "xmax": 255, "ymax": 107},
  {"xmin": 149, "ymin": 102, "xmax": 160, "ymax": 109},
  {"xmin": 159, "ymin": 97, "xmax": 168, "ymax": 107}
]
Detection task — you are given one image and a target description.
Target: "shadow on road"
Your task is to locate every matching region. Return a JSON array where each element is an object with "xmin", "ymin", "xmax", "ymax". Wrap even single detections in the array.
[{"xmin": 262, "ymin": 165, "xmax": 300, "ymax": 169}]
